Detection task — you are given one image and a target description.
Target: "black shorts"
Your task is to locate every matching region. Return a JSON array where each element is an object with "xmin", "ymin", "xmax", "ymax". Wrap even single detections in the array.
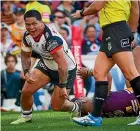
[
  {"xmin": 100, "ymin": 21, "xmax": 134, "ymax": 58},
  {"xmin": 35, "ymin": 60, "xmax": 77, "ymax": 89}
]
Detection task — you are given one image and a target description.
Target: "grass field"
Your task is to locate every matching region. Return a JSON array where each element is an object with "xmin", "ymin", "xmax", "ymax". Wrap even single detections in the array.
[{"xmin": 1, "ymin": 111, "xmax": 140, "ymax": 131}]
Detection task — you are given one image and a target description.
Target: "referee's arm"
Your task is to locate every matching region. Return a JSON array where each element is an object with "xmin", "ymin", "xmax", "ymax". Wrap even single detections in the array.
[
  {"xmin": 81, "ymin": 1, "xmax": 105, "ymax": 16},
  {"xmin": 128, "ymin": 1, "xmax": 139, "ymax": 32}
]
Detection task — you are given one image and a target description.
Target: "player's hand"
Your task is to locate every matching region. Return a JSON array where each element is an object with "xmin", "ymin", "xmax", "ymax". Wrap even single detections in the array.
[
  {"xmin": 71, "ymin": 10, "xmax": 82, "ymax": 19},
  {"xmin": 77, "ymin": 67, "xmax": 92, "ymax": 79},
  {"xmin": 24, "ymin": 72, "xmax": 35, "ymax": 84},
  {"xmin": 59, "ymin": 88, "xmax": 68, "ymax": 99},
  {"xmin": 20, "ymin": 71, "xmax": 25, "ymax": 79}
]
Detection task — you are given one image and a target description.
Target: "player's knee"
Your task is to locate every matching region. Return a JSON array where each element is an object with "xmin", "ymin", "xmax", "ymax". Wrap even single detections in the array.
[
  {"xmin": 51, "ymin": 102, "xmax": 61, "ymax": 111},
  {"xmin": 93, "ymin": 69, "xmax": 107, "ymax": 81},
  {"xmin": 123, "ymin": 70, "xmax": 138, "ymax": 81},
  {"xmin": 22, "ymin": 87, "xmax": 34, "ymax": 96}
]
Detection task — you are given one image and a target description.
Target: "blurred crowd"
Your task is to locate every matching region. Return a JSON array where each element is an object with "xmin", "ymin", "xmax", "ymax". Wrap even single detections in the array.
[{"xmin": 1, "ymin": 1, "xmax": 140, "ymax": 112}]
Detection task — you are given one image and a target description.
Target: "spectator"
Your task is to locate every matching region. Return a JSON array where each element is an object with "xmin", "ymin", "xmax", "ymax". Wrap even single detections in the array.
[
  {"xmin": 57, "ymin": 1, "xmax": 76, "ymax": 22},
  {"xmin": 0, "ymin": 22, "xmax": 14, "ymax": 57},
  {"xmin": 10, "ymin": 7, "xmax": 25, "ymax": 47},
  {"xmin": 1, "ymin": 54, "xmax": 21, "ymax": 111},
  {"xmin": 73, "ymin": 14, "xmax": 101, "ymax": 39},
  {"xmin": 59, "ymin": 27, "xmax": 71, "ymax": 49},
  {"xmin": 82, "ymin": 25, "xmax": 101, "ymax": 55},
  {"xmin": 53, "ymin": 10, "xmax": 71, "ymax": 40},
  {"xmin": 87, "ymin": 15, "xmax": 101, "ymax": 39},
  {"xmin": 1, "ymin": 1, "xmax": 15, "ymax": 25},
  {"xmin": 50, "ymin": 1, "xmax": 61, "ymax": 12},
  {"xmin": 25, "ymin": 0, "xmax": 51, "ymax": 23}
]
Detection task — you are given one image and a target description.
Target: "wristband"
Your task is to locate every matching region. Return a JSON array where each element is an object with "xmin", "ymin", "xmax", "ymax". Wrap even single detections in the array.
[
  {"xmin": 80, "ymin": 9, "xmax": 85, "ymax": 17},
  {"xmin": 59, "ymin": 83, "xmax": 67, "ymax": 88},
  {"xmin": 24, "ymin": 69, "xmax": 29, "ymax": 76},
  {"xmin": 86, "ymin": 69, "xmax": 93, "ymax": 76}
]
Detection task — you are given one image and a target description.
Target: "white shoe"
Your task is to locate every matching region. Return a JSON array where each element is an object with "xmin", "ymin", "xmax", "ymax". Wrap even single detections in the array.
[
  {"xmin": 12, "ymin": 105, "xmax": 21, "ymax": 112},
  {"xmin": 127, "ymin": 115, "xmax": 140, "ymax": 125},
  {"xmin": 73, "ymin": 113, "xmax": 102, "ymax": 126},
  {"xmin": 10, "ymin": 117, "xmax": 32, "ymax": 124},
  {"xmin": 1, "ymin": 105, "xmax": 21, "ymax": 112}
]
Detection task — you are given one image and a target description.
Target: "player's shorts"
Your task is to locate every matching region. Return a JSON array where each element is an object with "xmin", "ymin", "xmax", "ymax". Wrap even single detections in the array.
[
  {"xmin": 31, "ymin": 50, "xmax": 41, "ymax": 59},
  {"xmin": 35, "ymin": 59, "xmax": 77, "ymax": 89},
  {"xmin": 100, "ymin": 21, "xmax": 134, "ymax": 58}
]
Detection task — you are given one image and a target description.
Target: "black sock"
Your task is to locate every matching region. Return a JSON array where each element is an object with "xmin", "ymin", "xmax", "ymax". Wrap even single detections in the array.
[
  {"xmin": 91, "ymin": 81, "xmax": 108, "ymax": 117},
  {"xmin": 130, "ymin": 76, "xmax": 140, "ymax": 100}
]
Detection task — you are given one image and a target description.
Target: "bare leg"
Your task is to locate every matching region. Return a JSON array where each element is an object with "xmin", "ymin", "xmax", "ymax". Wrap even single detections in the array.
[
  {"xmin": 21, "ymin": 69, "xmax": 51, "ymax": 111},
  {"xmin": 51, "ymin": 85, "xmax": 75, "ymax": 111},
  {"xmin": 91, "ymin": 52, "xmax": 115, "ymax": 116}
]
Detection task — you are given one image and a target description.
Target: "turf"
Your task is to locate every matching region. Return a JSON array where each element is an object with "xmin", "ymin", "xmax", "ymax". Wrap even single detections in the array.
[{"xmin": 1, "ymin": 111, "xmax": 140, "ymax": 131}]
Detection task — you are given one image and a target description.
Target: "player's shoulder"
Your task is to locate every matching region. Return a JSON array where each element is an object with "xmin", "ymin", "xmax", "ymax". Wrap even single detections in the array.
[
  {"xmin": 22, "ymin": 31, "xmax": 31, "ymax": 46},
  {"xmin": 44, "ymin": 24, "xmax": 58, "ymax": 38},
  {"xmin": 23, "ymin": 31, "xmax": 30, "ymax": 38}
]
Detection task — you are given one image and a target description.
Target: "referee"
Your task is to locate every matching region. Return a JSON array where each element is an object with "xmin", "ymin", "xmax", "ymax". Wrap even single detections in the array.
[{"xmin": 72, "ymin": 1, "xmax": 140, "ymax": 126}]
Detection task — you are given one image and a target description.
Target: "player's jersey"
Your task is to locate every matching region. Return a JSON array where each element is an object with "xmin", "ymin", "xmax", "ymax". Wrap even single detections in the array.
[
  {"xmin": 99, "ymin": 0, "xmax": 131, "ymax": 27},
  {"xmin": 103, "ymin": 89, "xmax": 140, "ymax": 115},
  {"xmin": 22, "ymin": 24, "xmax": 76, "ymax": 71},
  {"xmin": 25, "ymin": 1, "xmax": 51, "ymax": 23}
]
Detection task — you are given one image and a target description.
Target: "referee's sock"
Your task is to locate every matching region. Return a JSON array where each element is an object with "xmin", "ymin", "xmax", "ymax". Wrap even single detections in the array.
[
  {"xmin": 91, "ymin": 81, "xmax": 108, "ymax": 117},
  {"xmin": 130, "ymin": 76, "xmax": 140, "ymax": 101}
]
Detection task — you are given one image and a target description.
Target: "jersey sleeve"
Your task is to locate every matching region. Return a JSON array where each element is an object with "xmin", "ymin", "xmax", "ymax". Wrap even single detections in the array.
[
  {"xmin": 46, "ymin": 36, "xmax": 63, "ymax": 54},
  {"xmin": 21, "ymin": 32, "xmax": 32, "ymax": 52}
]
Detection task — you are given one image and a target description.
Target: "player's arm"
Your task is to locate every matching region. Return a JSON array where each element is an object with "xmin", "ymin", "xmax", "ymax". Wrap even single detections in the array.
[
  {"xmin": 72, "ymin": 1, "xmax": 106, "ymax": 18},
  {"xmin": 21, "ymin": 33, "xmax": 32, "ymax": 75},
  {"xmin": 128, "ymin": 1, "xmax": 139, "ymax": 32},
  {"xmin": 77, "ymin": 67, "xmax": 93, "ymax": 79},
  {"xmin": 47, "ymin": 35, "xmax": 68, "ymax": 88},
  {"xmin": 51, "ymin": 48, "xmax": 68, "ymax": 87},
  {"xmin": 21, "ymin": 50, "xmax": 31, "ymax": 75}
]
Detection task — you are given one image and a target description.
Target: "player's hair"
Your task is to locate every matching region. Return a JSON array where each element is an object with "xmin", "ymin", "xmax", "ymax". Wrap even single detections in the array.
[
  {"xmin": 4, "ymin": 54, "xmax": 17, "ymax": 65},
  {"xmin": 24, "ymin": 10, "xmax": 42, "ymax": 21}
]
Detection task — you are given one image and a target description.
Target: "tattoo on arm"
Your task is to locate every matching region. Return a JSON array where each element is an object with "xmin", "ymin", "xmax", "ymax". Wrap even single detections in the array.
[
  {"xmin": 51, "ymin": 49, "xmax": 68, "ymax": 84},
  {"xmin": 58, "ymin": 66, "xmax": 68, "ymax": 84},
  {"xmin": 21, "ymin": 50, "xmax": 31, "ymax": 71}
]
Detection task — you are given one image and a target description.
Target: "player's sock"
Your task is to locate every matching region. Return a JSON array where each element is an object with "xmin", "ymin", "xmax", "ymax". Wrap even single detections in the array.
[
  {"xmin": 130, "ymin": 76, "xmax": 140, "ymax": 100},
  {"xmin": 91, "ymin": 81, "xmax": 108, "ymax": 117},
  {"xmin": 21, "ymin": 109, "xmax": 32, "ymax": 118},
  {"xmin": 71, "ymin": 103, "xmax": 79, "ymax": 112}
]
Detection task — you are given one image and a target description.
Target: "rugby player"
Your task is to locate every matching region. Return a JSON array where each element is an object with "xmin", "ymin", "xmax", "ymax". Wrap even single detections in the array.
[
  {"xmin": 72, "ymin": 1, "xmax": 140, "ymax": 126},
  {"xmin": 10, "ymin": 10, "xmax": 79, "ymax": 124}
]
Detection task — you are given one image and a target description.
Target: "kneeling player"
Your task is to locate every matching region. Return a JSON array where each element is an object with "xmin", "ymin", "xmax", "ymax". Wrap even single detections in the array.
[{"xmin": 11, "ymin": 10, "xmax": 80, "ymax": 124}]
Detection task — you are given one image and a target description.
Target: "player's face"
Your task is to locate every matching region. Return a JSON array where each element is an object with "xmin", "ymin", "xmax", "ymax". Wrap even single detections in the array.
[{"xmin": 25, "ymin": 17, "xmax": 43, "ymax": 38}]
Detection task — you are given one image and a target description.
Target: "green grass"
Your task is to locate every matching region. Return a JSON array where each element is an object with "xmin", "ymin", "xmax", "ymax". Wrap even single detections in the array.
[{"xmin": 1, "ymin": 111, "xmax": 140, "ymax": 131}]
